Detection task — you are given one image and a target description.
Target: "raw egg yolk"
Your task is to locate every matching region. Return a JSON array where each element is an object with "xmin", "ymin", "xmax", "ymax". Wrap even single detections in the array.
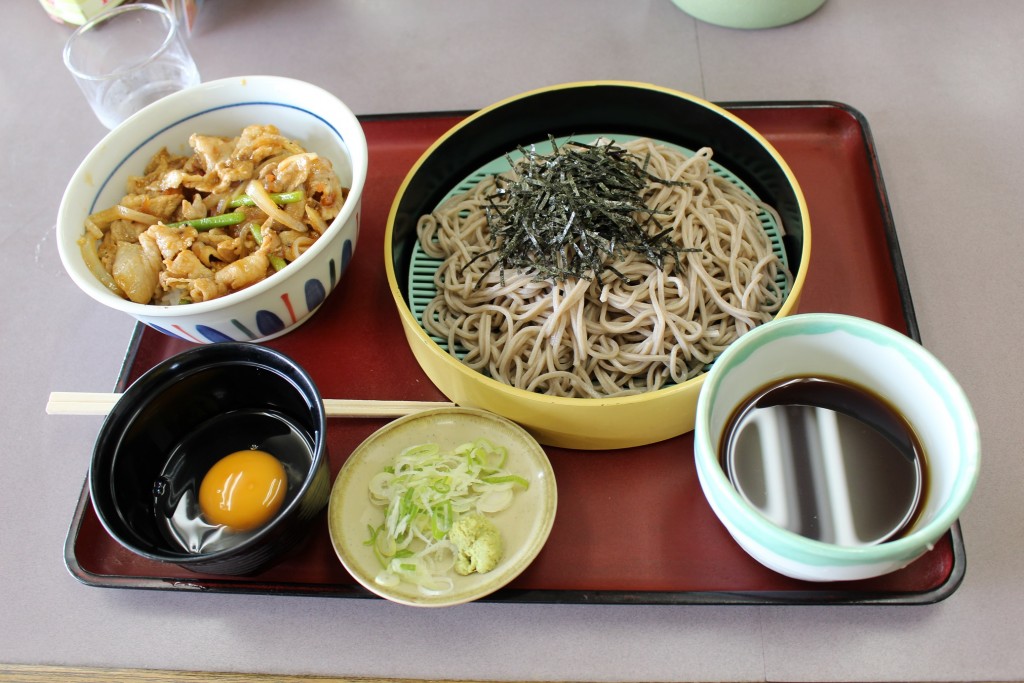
[{"xmin": 198, "ymin": 449, "xmax": 286, "ymax": 531}]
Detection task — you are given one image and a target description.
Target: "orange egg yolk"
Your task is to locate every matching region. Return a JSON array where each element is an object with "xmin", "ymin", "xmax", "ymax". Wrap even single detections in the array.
[{"xmin": 198, "ymin": 449, "xmax": 286, "ymax": 531}]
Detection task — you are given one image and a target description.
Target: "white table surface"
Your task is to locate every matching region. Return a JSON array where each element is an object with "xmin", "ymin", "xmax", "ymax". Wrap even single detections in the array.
[{"xmin": 3, "ymin": 0, "xmax": 1022, "ymax": 680}]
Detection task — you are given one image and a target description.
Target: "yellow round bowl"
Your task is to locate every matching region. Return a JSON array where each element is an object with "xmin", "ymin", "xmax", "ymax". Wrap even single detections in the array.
[{"xmin": 384, "ymin": 81, "xmax": 811, "ymax": 450}]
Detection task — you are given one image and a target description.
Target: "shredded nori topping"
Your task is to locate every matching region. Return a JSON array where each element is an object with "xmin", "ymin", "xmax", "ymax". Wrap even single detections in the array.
[{"xmin": 469, "ymin": 137, "xmax": 698, "ymax": 286}]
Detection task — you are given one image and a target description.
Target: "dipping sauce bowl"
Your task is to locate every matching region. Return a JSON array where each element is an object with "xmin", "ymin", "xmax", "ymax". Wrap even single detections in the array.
[{"xmin": 693, "ymin": 313, "xmax": 980, "ymax": 582}]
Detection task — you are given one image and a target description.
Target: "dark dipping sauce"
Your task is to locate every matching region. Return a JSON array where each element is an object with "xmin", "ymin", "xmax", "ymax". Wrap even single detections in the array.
[{"xmin": 720, "ymin": 376, "xmax": 927, "ymax": 547}]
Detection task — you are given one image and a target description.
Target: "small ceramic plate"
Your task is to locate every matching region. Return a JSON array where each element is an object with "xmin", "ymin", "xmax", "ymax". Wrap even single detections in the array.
[{"xmin": 327, "ymin": 407, "xmax": 557, "ymax": 607}]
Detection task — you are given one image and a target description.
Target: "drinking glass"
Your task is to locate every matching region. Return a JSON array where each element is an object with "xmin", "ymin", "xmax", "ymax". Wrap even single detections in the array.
[{"xmin": 63, "ymin": 3, "xmax": 200, "ymax": 129}]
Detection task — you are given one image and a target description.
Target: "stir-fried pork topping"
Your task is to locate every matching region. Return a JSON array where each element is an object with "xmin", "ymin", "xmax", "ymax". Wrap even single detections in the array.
[{"xmin": 78, "ymin": 124, "xmax": 348, "ymax": 305}]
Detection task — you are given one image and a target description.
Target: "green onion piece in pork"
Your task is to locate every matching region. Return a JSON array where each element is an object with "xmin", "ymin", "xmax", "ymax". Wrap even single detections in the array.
[
  {"xmin": 165, "ymin": 212, "xmax": 246, "ymax": 230},
  {"xmin": 228, "ymin": 190, "xmax": 305, "ymax": 209}
]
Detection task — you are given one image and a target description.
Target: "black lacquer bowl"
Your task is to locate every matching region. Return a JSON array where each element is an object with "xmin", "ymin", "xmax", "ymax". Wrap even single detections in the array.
[{"xmin": 89, "ymin": 343, "xmax": 330, "ymax": 575}]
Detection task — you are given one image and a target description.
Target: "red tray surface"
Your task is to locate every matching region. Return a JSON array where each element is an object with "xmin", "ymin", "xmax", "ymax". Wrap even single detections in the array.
[{"xmin": 66, "ymin": 103, "xmax": 963, "ymax": 604}]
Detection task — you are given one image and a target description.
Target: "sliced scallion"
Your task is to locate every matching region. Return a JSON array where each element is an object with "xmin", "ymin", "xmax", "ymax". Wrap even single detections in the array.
[{"xmin": 365, "ymin": 438, "xmax": 528, "ymax": 595}]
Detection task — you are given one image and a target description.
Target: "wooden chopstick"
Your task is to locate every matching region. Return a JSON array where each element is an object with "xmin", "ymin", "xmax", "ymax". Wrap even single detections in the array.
[
  {"xmin": 45, "ymin": 391, "xmax": 455, "ymax": 418},
  {"xmin": 46, "ymin": 392, "xmax": 124, "ymax": 416}
]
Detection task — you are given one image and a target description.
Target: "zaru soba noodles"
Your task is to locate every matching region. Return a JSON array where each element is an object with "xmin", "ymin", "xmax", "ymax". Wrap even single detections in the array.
[{"xmin": 416, "ymin": 137, "xmax": 793, "ymax": 399}]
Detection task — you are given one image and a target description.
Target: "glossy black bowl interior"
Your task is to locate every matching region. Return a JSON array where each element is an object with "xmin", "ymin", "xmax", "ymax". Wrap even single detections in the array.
[
  {"xmin": 89, "ymin": 342, "xmax": 330, "ymax": 575},
  {"xmin": 389, "ymin": 81, "xmax": 806, "ymax": 296}
]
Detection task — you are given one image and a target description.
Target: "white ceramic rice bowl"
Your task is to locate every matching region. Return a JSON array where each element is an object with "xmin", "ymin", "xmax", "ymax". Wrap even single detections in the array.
[
  {"xmin": 693, "ymin": 313, "xmax": 980, "ymax": 582},
  {"xmin": 57, "ymin": 75, "xmax": 368, "ymax": 343}
]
